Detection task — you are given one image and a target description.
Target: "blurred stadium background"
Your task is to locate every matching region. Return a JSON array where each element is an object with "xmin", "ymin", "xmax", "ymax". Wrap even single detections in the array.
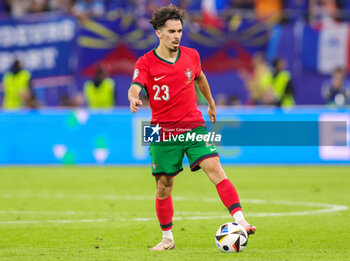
[
  {"xmin": 0, "ymin": 0, "xmax": 349, "ymax": 164},
  {"xmin": 1, "ymin": 1, "xmax": 350, "ymax": 260}
]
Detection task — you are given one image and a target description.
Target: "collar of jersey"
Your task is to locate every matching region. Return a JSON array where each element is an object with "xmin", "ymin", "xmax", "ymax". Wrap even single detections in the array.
[{"xmin": 153, "ymin": 48, "xmax": 181, "ymax": 65}]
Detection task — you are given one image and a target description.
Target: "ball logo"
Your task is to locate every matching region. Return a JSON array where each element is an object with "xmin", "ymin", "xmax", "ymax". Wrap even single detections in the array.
[{"xmin": 221, "ymin": 225, "xmax": 229, "ymax": 234}]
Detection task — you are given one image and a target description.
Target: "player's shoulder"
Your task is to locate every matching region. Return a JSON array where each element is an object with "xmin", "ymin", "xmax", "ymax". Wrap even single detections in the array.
[
  {"xmin": 136, "ymin": 49, "xmax": 154, "ymax": 66},
  {"xmin": 180, "ymin": 46, "xmax": 200, "ymax": 57}
]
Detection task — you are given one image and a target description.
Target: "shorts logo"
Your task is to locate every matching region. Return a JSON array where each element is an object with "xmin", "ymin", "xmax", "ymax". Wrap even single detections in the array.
[
  {"xmin": 143, "ymin": 123, "xmax": 161, "ymax": 143},
  {"xmin": 133, "ymin": 69, "xmax": 139, "ymax": 80},
  {"xmin": 152, "ymin": 162, "xmax": 157, "ymax": 171}
]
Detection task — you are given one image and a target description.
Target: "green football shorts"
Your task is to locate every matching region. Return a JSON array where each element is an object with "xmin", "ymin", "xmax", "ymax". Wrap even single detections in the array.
[{"xmin": 149, "ymin": 126, "xmax": 219, "ymax": 177}]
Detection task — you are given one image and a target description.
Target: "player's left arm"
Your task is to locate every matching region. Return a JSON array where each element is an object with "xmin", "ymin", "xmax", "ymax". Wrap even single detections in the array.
[{"xmin": 195, "ymin": 71, "xmax": 216, "ymax": 123}]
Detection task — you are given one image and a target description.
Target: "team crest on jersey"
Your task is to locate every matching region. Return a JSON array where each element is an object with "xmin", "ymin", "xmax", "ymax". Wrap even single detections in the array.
[
  {"xmin": 133, "ymin": 69, "xmax": 139, "ymax": 80},
  {"xmin": 184, "ymin": 68, "xmax": 193, "ymax": 84}
]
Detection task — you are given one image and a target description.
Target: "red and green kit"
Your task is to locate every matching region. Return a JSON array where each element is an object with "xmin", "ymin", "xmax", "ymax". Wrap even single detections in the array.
[{"xmin": 132, "ymin": 46, "xmax": 219, "ymax": 176}]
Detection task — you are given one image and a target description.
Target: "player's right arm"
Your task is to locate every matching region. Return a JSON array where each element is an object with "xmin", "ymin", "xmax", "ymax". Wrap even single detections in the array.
[
  {"xmin": 128, "ymin": 84, "xmax": 143, "ymax": 113},
  {"xmin": 129, "ymin": 58, "xmax": 149, "ymax": 113}
]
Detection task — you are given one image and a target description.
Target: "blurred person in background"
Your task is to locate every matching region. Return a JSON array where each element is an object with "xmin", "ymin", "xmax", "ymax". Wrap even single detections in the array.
[
  {"xmin": 72, "ymin": 0, "xmax": 105, "ymax": 19},
  {"xmin": 28, "ymin": 0, "xmax": 49, "ymax": 14},
  {"xmin": 59, "ymin": 92, "xmax": 85, "ymax": 107},
  {"xmin": 242, "ymin": 52, "xmax": 272, "ymax": 105},
  {"xmin": 321, "ymin": 67, "xmax": 350, "ymax": 106},
  {"xmin": 2, "ymin": 59, "xmax": 32, "ymax": 110},
  {"xmin": 229, "ymin": 94, "xmax": 241, "ymax": 106},
  {"xmin": 215, "ymin": 93, "xmax": 227, "ymax": 107},
  {"xmin": 269, "ymin": 58, "xmax": 295, "ymax": 107},
  {"xmin": 309, "ymin": 0, "xmax": 342, "ymax": 27},
  {"xmin": 48, "ymin": 0, "xmax": 74, "ymax": 13},
  {"xmin": 5, "ymin": 0, "xmax": 31, "ymax": 17},
  {"xmin": 84, "ymin": 67, "xmax": 115, "ymax": 109},
  {"xmin": 23, "ymin": 88, "xmax": 40, "ymax": 109}
]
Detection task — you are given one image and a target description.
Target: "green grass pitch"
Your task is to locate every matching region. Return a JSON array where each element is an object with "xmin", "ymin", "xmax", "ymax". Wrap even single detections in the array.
[{"xmin": 0, "ymin": 166, "xmax": 349, "ymax": 260}]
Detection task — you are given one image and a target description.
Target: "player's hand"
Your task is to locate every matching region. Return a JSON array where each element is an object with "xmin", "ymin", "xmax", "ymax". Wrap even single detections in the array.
[
  {"xmin": 208, "ymin": 104, "xmax": 216, "ymax": 123},
  {"xmin": 130, "ymin": 98, "xmax": 143, "ymax": 113}
]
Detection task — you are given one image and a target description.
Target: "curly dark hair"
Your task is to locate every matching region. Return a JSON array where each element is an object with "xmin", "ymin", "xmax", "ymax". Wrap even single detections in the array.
[{"xmin": 149, "ymin": 4, "xmax": 184, "ymax": 30}]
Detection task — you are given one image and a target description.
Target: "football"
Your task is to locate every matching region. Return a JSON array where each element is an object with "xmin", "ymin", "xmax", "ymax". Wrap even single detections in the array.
[{"xmin": 215, "ymin": 222, "xmax": 248, "ymax": 253}]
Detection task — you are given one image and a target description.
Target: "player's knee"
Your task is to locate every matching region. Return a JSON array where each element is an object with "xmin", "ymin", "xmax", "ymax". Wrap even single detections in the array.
[
  {"xmin": 204, "ymin": 161, "xmax": 227, "ymax": 183},
  {"xmin": 157, "ymin": 186, "xmax": 172, "ymax": 199},
  {"xmin": 207, "ymin": 162, "xmax": 223, "ymax": 176},
  {"xmin": 156, "ymin": 180, "xmax": 172, "ymax": 198}
]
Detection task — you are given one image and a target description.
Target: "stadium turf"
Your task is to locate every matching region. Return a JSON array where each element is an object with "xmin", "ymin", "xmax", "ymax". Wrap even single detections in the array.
[{"xmin": 0, "ymin": 166, "xmax": 349, "ymax": 260}]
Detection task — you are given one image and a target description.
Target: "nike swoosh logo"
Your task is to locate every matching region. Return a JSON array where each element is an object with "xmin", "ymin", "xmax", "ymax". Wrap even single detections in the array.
[
  {"xmin": 154, "ymin": 76, "xmax": 165, "ymax": 81},
  {"xmin": 210, "ymin": 148, "xmax": 216, "ymax": 151}
]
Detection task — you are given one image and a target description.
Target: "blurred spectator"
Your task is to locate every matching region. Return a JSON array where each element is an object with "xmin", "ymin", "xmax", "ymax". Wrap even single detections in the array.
[
  {"xmin": 215, "ymin": 93, "xmax": 227, "ymax": 107},
  {"xmin": 2, "ymin": 59, "xmax": 31, "ymax": 110},
  {"xmin": 309, "ymin": 0, "xmax": 342, "ymax": 27},
  {"xmin": 229, "ymin": 94, "xmax": 241, "ymax": 106},
  {"xmin": 23, "ymin": 88, "xmax": 40, "ymax": 109},
  {"xmin": 28, "ymin": 0, "xmax": 49, "ymax": 14},
  {"xmin": 48, "ymin": 0, "xmax": 74, "ymax": 13},
  {"xmin": 84, "ymin": 68, "xmax": 115, "ymax": 109},
  {"xmin": 321, "ymin": 67, "xmax": 350, "ymax": 106},
  {"xmin": 72, "ymin": 0, "xmax": 105, "ymax": 19},
  {"xmin": 59, "ymin": 93, "xmax": 85, "ymax": 107},
  {"xmin": 243, "ymin": 52, "xmax": 272, "ymax": 105},
  {"xmin": 6, "ymin": 0, "xmax": 31, "ymax": 17},
  {"xmin": 60, "ymin": 93, "xmax": 74, "ymax": 107},
  {"xmin": 3, "ymin": 0, "xmax": 71, "ymax": 16},
  {"xmin": 269, "ymin": 58, "xmax": 295, "ymax": 107}
]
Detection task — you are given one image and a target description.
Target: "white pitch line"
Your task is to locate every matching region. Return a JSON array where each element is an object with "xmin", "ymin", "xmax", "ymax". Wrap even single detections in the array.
[
  {"xmin": 0, "ymin": 193, "xmax": 346, "ymax": 210},
  {"xmin": 0, "ymin": 193, "xmax": 344, "ymax": 207},
  {"xmin": 0, "ymin": 195, "xmax": 347, "ymax": 225}
]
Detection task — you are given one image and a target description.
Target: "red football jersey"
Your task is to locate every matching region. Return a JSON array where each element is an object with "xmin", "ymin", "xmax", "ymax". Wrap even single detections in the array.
[{"xmin": 131, "ymin": 46, "xmax": 205, "ymax": 134}]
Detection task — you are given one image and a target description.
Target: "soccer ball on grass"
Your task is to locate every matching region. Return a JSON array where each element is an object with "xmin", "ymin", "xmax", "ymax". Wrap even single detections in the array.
[{"xmin": 215, "ymin": 222, "xmax": 248, "ymax": 253}]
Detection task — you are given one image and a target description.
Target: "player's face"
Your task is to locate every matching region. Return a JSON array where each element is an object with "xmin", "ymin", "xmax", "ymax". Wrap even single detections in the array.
[{"xmin": 158, "ymin": 19, "xmax": 182, "ymax": 52}]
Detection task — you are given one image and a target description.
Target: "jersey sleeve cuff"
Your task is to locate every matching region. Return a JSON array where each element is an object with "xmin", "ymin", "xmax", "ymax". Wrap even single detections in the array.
[{"xmin": 132, "ymin": 82, "xmax": 144, "ymax": 89}]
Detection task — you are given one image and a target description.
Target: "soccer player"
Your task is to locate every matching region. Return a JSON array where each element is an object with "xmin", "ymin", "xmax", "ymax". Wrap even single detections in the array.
[{"xmin": 128, "ymin": 5, "xmax": 255, "ymax": 251}]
